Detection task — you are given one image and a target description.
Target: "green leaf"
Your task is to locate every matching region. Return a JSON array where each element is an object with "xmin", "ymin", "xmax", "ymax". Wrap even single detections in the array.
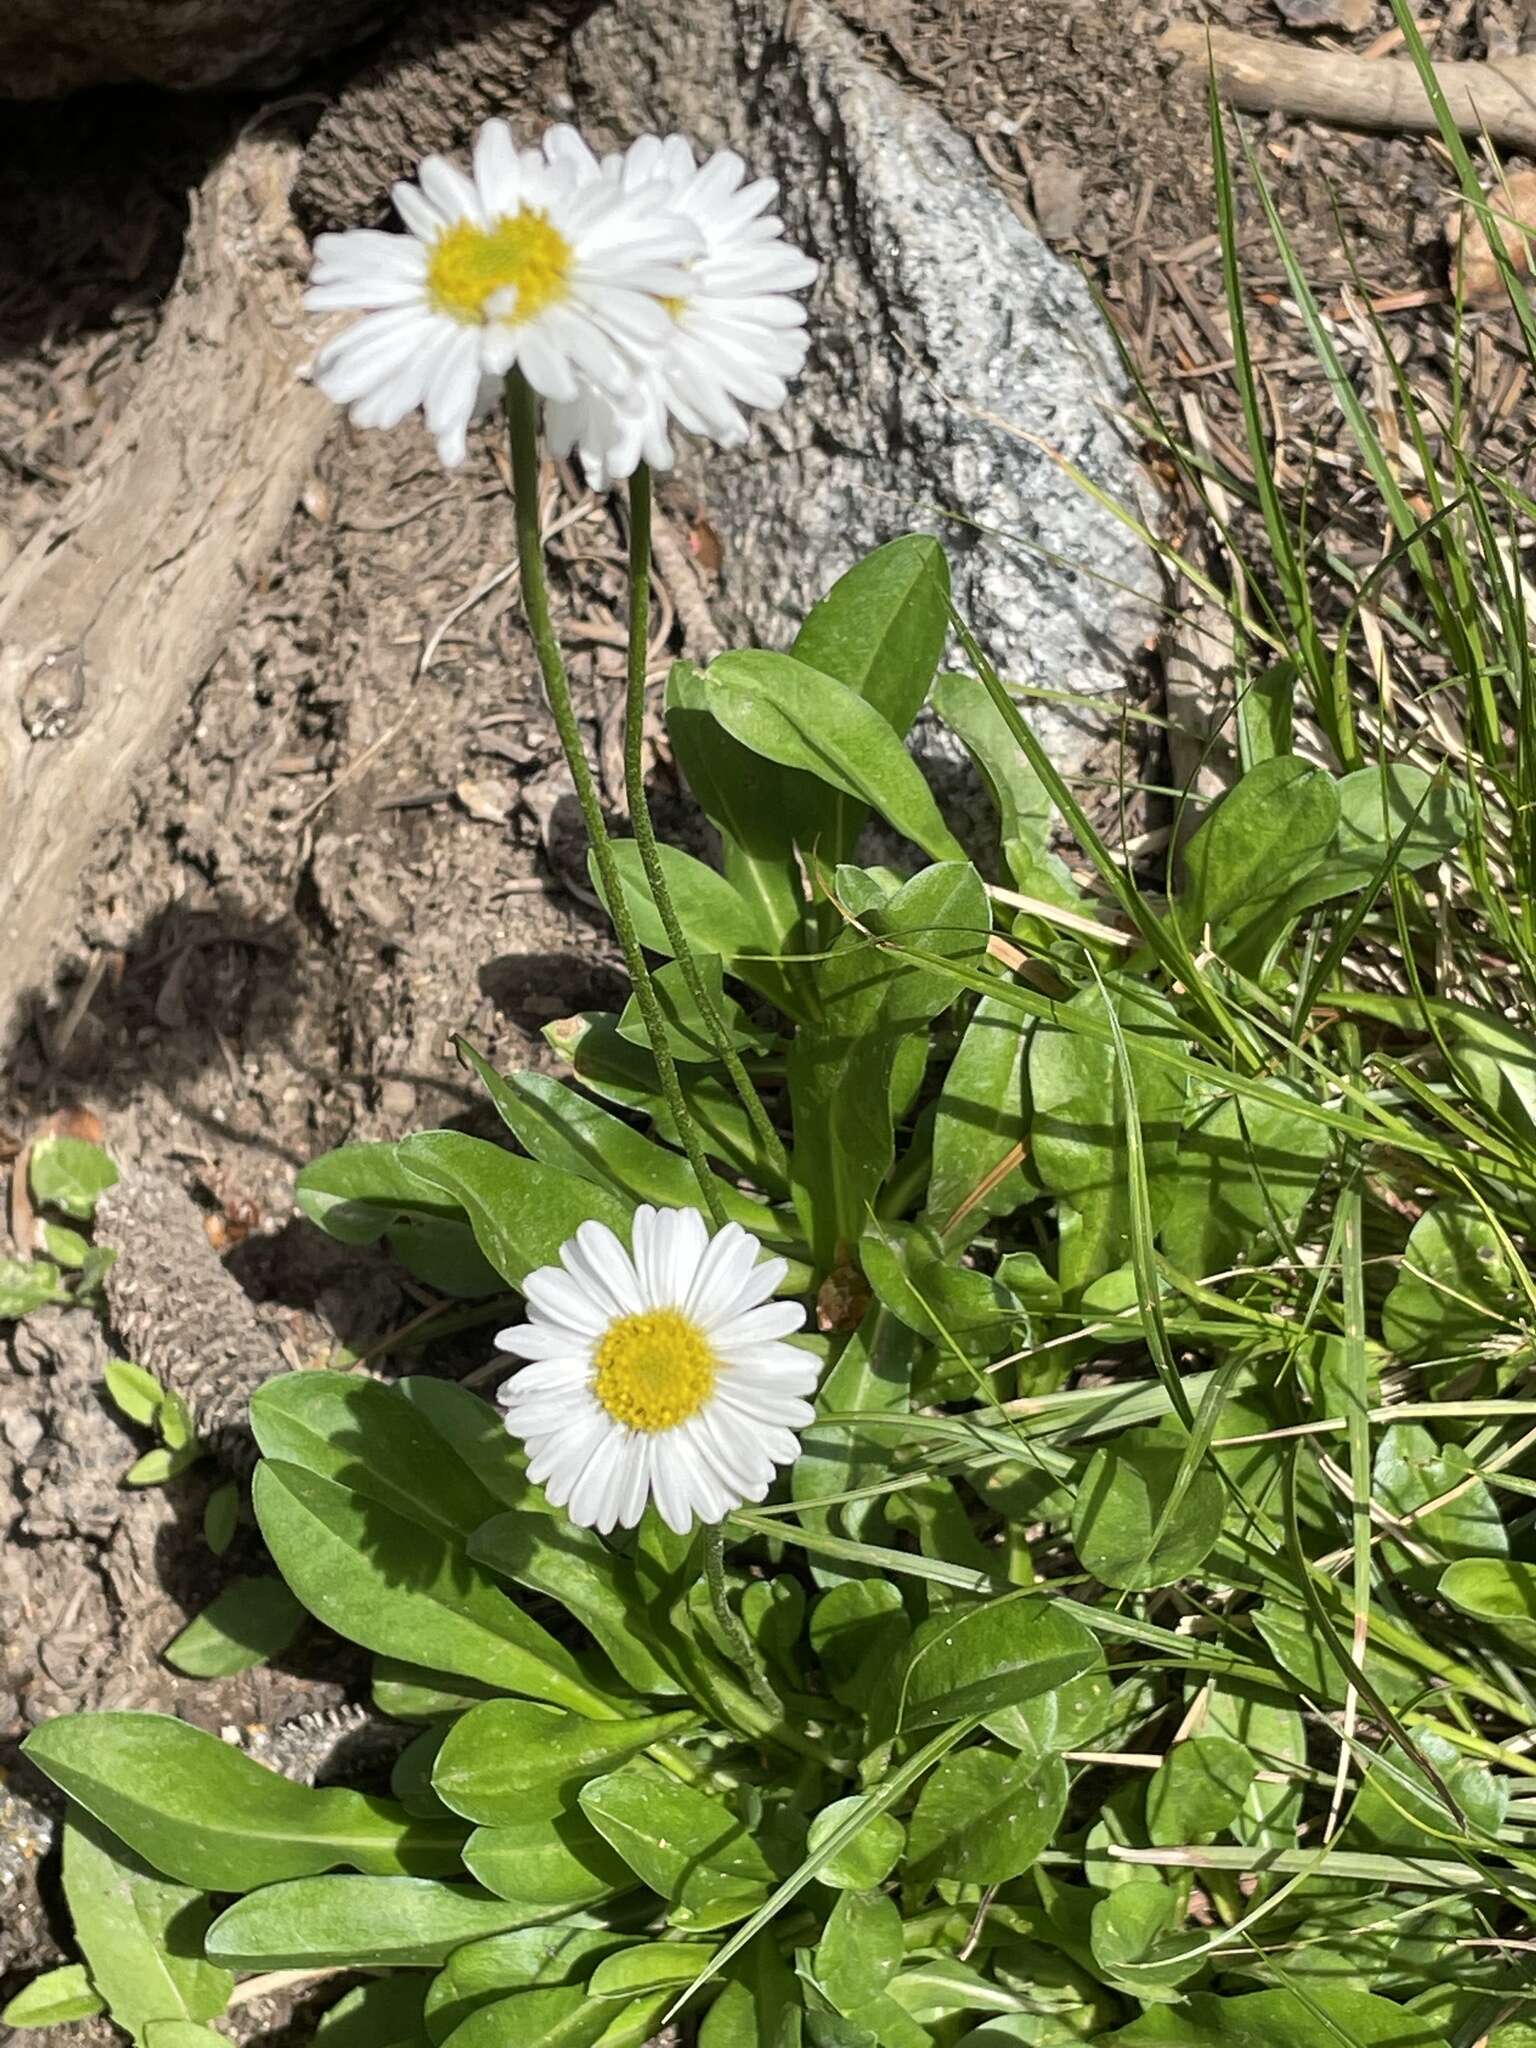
[
  {"xmin": 1382, "ymin": 1202, "xmax": 1515, "ymax": 1363},
  {"xmin": 795, "ymin": 537, "xmax": 949, "ymax": 733},
  {"xmin": 1072, "ymin": 1426, "xmax": 1224, "ymax": 1591},
  {"xmin": 579, "ymin": 1771, "xmax": 773, "ymax": 1930},
  {"xmin": 105, "ymin": 1359, "xmax": 164, "ymax": 1426},
  {"xmin": 1090, "ymin": 1881, "xmax": 1205, "ymax": 1999},
  {"xmin": 809, "ymin": 1581, "xmax": 910, "ymax": 1711},
  {"xmin": 463, "ymin": 1812, "xmax": 633, "ymax": 1907},
  {"xmin": 251, "ymin": 1371, "xmax": 508, "ymax": 1541},
  {"xmin": 932, "ymin": 670, "xmax": 1079, "ymax": 905},
  {"xmin": 206, "ymin": 1876, "xmax": 556, "ymax": 1969},
  {"xmin": 792, "ymin": 535, "xmax": 951, "ymax": 854},
  {"xmin": 156, "ymin": 1389, "xmax": 196, "ymax": 1452},
  {"xmin": 40, "ymin": 1218, "xmax": 91, "ymax": 1266},
  {"xmin": 252, "ymin": 1461, "xmax": 615, "ymax": 1715},
  {"xmin": 619, "ymin": 954, "xmax": 775, "ymax": 1064},
  {"xmin": 1203, "ymin": 1683, "xmax": 1305, "ymax": 1850},
  {"xmin": 163, "ymin": 1576, "xmax": 305, "ymax": 1677},
  {"xmin": 905, "ymin": 1750, "xmax": 1067, "ymax": 1884},
  {"xmin": 1146, "ymin": 1735, "xmax": 1255, "ymax": 1846},
  {"xmin": 705, "ymin": 649, "xmax": 966, "ymax": 865},
  {"xmin": 804, "ymin": 1800, "xmax": 905, "ymax": 1891},
  {"xmin": 1160, "ymin": 1079, "xmax": 1332, "ymax": 1279},
  {"xmin": 294, "ymin": 1142, "xmax": 504, "ymax": 1296},
  {"xmin": 815, "ymin": 1889, "xmax": 903, "ymax": 2015},
  {"xmin": 395, "ymin": 1131, "xmax": 634, "ymax": 1291},
  {"xmin": 886, "ymin": 1959, "xmax": 1028, "ymax": 2024},
  {"xmin": 312, "ymin": 1974, "xmax": 430, "ymax": 2048},
  {"xmin": 1, "ymin": 1963, "xmax": 106, "ymax": 2028},
  {"xmin": 126, "ymin": 1444, "xmax": 201, "ymax": 1486},
  {"xmin": 588, "ymin": 1942, "xmax": 718, "ymax": 1998},
  {"xmin": 595, "ymin": 838, "xmax": 782, "ymax": 997},
  {"xmin": 981, "ymin": 1660, "xmax": 1114, "ymax": 1760},
  {"xmin": 438, "ymin": 1985, "xmax": 622, "ymax": 2048},
  {"xmin": 0, "ymin": 1255, "xmax": 67, "ymax": 1318},
  {"xmin": 470, "ymin": 1507, "xmax": 684, "ymax": 1696},
  {"xmin": 544, "ymin": 1009, "xmax": 778, "ymax": 1189},
  {"xmin": 1261, "ymin": 765, "xmax": 1468, "ymax": 934},
  {"xmin": 373, "ymin": 1657, "xmax": 499, "ymax": 1722},
  {"xmin": 899, "ymin": 1595, "xmax": 1101, "ymax": 1731},
  {"xmin": 426, "ymin": 1925, "xmax": 630, "ymax": 2039},
  {"xmin": 698, "ymin": 1932, "xmax": 802, "ymax": 2048},
  {"xmin": 1112, "ymin": 1986, "xmax": 1453, "ymax": 2048},
  {"xmin": 30, "ymin": 1133, "xmax": 117, "ymax": 1219},
  {"xmin": 297, "ymin": 1140, "xmax": 467, "ymax": 1243},
  {"xmin": 203, "ymin": 1480, "xmax": 240, "ymax": 1556},
  {"xmin": 434, "ymin": 1700, "xmax": 700, "ymax": 1824},
  {"xmin": 1374, "ymin": 1423, "xmax": 1507, "ymax": 1561},
  {"xmin": 456, "ymin": 1042, "xmax": 784, "ymax": 1242},
  {"xmin": 1350, "ymin": 1728, "xmax": 1506, "ymax": 1851},
  {"xmin": 1439, "ymin": 1558, "xmax": 1536, "ymax": 1664},
  {"xmin": 27, "ymin": 1711, "xmax": 464, "ymax": 1891},
  {"xmin": 62, "ymin": 1809, "xmax": 232, "ymax": 2042},
  {"xmin": 142, "ymin": 2027, "xmax": 236, "ymax": 2048},
  {"xmin": 924, "ymin": 996, "xmax": 1032, "ymax": 1240},
  {"xmin": 1029, "ymin": 985, "xmax": 1186, "ymax": 1293},
  {"xmin": 396, "ymin": 1375, "xmax": 541, "ymax": 1515},
  {"xmin": 787, "ymin": 861, "xmax": 988, "ymax": 1269},
  {"xmin": 665, "ymin": 659, "xmax": 809, "ymax": 1012},
  {"xmin": 1439, "ymin": 1001, "xmax": 1536, "ymax": 1147},
  {"xmin": 1177, "ymin": 756, "xmax": 1339, "ymax": 967}
]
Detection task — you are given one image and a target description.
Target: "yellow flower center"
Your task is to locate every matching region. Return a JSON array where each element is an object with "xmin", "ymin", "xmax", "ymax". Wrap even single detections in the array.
[
  {"xmin": 660, "ymin": 293, "xmax": 688, "ymax": 320},
  {"xmin": 426, "ymin": 211, "xmax": 573, "ymax": 326},
  {"xmin": 592, "ymin": 1308, "xmax": 716, "ymax": 1433}
]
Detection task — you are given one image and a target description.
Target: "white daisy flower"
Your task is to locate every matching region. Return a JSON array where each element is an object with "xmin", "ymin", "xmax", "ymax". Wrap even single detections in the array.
[
  {"xmin": 304, "ymin": 120, "xmax": 703, "ymax": 468},
  {"xmin": 544, "ymin": 133, "xmax": 818, "ymax": 489},
  {"xmin": 495, "ymin": 1205, "xmax": 816, "ymax": 1535}
]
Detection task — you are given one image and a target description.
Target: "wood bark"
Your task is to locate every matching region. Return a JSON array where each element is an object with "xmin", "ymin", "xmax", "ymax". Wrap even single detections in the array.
[
  {"xmin": 1160, "ymin": 22, "xmax": 1536, "ymax": 155},
  {"xmin": 0, "ymin": 127, "xmax": 334, "ymax": 1057}
]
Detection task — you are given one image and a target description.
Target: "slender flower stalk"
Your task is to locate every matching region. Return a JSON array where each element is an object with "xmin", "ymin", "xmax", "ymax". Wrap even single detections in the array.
[
  {"xmin": 623, "ymin": 465, "xmax": 791, "ymax": 1182},
  {"xmin": 702, "ymin": 1521, "xmax": 784, "ymax": 1717},
  {"xmin": 504, "ymin": 371, "xmax": 725, "ymax": 1226}
]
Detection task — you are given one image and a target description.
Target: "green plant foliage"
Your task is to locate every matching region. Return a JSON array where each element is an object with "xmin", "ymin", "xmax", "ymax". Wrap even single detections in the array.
[
  {"xmin": 30, "ymin": 1134, "xmax": 119, "ymax": 1219},
  {"xmin": 22, "ymin": 297, "xmax": 1536, "ymax": 2048},
  {"xmin": 162, "ymin": 1577, "xmax": 306, "ymax": 1677}
]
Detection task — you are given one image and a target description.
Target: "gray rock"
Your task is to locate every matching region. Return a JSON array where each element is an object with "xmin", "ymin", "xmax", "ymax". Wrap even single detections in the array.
[{"xmin": 569, "ymin": 0, "xmax": 1161, "ymax": 783}]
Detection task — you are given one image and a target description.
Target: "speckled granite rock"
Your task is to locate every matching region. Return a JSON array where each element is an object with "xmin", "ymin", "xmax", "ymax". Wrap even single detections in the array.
[{"xmin": 569, "ymin": 0, "xmax": 1161, "ymax": 776}]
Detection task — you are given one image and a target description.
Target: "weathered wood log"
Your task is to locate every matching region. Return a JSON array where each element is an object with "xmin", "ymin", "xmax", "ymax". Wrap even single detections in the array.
[
  {"xmin": 0, "ymin": 127, "xmax": 334, "ymax": 1056},
  {"xmin": 1160, "ymin": 22, "xmax": 1536, "ymax": 155}
]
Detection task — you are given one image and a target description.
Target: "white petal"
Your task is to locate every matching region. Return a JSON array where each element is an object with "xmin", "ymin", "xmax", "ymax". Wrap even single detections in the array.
[
  {"xmin": 653, "ymin": 1207, "xmax": 710, "ymax": 1308},
  {"xmin": 685, "ymin": 1222, "xmax": 758, "ymax": 1322},
  {"xmin": 494, "ymin": 1319, "xmax": 593, "ymax": 1360},
  {"xmin": 418, "ymin": 153, "xmax": 484, "ymax": 228},
  {"xmin": 498, "ymin": 1357, "xmax": 592, "ymax": 1403},
  {"xmin": 566, "ymin": 1427, "xmax": 628, "ymax": 1532},
  {"xmin": 614, "ymin": 1436, "xmax": 654, "ymax": 1529},
  {"xmin": 715, "ymin": 1299, "xmax": 807, "ymax": 1346},
  {"xmin": 392, "ymin": 179, "xmax": 448, "ymax": 242},
  {"xmin": 473, "ymin": 118, "xmax": 521, "ymax": 217},
  {"xmin": 522, "ymin": 1264, "xmax": 610, "ymax": 1337},
  {"xmin": 565, "ymin": 1219, "xmax": 644, "ymax": 1318},
  {"xmin": 720, "ymin": 1254, "xmax": 790, "ymax": 1317},
  {"xmin": 650, "ymin": 1439, "xmax": 696, "ymax": 1534},
  {"xmin": 714, "ymin": 1378, "xmax": 816, "ymax": 1432},
  {"xmin": 514, "ymin": 324, "xmax": 580, "ymax": 405}
]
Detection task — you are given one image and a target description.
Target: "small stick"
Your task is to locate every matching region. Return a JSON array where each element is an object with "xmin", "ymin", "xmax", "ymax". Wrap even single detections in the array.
[{"xmin": 1160, "ymin": 23, "xmax": 1536, "ymax": 156}]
